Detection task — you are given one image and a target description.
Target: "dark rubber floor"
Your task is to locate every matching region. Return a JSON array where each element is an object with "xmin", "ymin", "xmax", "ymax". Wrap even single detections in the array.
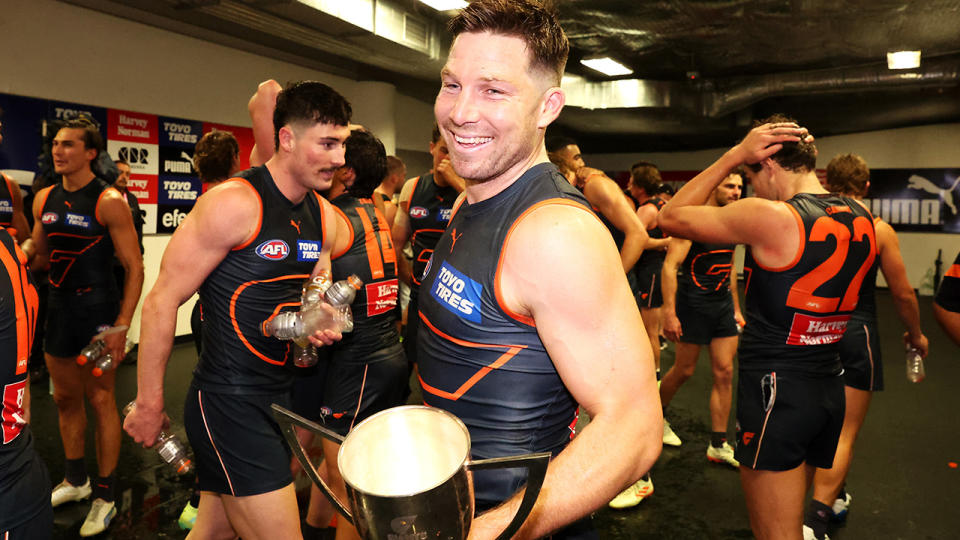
[{"xmin": 32, "ymin": 290, "xmax": 959, "ymax": 539}]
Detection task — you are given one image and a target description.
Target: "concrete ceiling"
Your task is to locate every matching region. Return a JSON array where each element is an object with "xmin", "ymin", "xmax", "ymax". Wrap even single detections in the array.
[{"xmin": 63, "ymin": 0, "xmax": 960, "ymax": 152}]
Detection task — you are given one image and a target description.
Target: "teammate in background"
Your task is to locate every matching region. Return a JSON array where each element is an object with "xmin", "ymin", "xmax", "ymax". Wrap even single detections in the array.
[
  {"xmin": 803, "ymin": 154, "xmax": 928, "ymax": 540},
  {"xmin": 112, "ymin": 159, "xmax": 145, "ymax": 305},
  {"xmin": 655, "ymin": 182, "xmax": 675, "ymax": 201},
  {"xmin": 659, "ymin": 115, "xmax": 877, "ymax": 540},
  {"xmin": 124, "ymin": 81, "xmax": 348, "ymax": 540},
  {"xmin": 375, "ymin": 155, "xmax": 406, "ymax": 227},
  {"xmin": 176, "ymin": 128, "xmax": 243, "ymax": 531},
  {"xmin": 628, "ymin": 162, "xmax": 676, "ymax": 440},
  {"xmin": 0, "ymin": 228, "xmax": 50, "ymax": 540},
  {"xmin": 546, "ymin": 136, "xmax": 648, "ymax": 273},
  {"xmin": 308, "ymin": 130, "xmax": 407, "ymax": 540},
  {"xmin": 21, "ymin": 116, "xmax": 144, "ymax": 537},
  {"xmin": 934, "ymin": 251, "xmax": 960, "ymax": 345},
  {"xmin": 391, "ymin": 124, "xmax": 464, "ymax": 371},
  {"xmin": 0, "ymin": 118, "xmax": 31, "ymax": 243},
  {"xmin": 421, "ymin": 2, "xmax": 661, "ymax": 537},
  {"xmin": 659, "ymin": 172, "xmax": 744, "ymax": 468}
]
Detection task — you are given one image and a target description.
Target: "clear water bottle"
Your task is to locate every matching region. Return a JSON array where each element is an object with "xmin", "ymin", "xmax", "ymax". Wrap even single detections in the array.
[
  {"xmin": 262, "ymin": 275, "xmax": 363, "ymax": 347},
  {"xmin": 76, "ymin": 340, "xmax": 106, "ymax": 366},
  {"xmin": 123, "ymin": 402, "xmax": 193, "ymax": 475},
  {"xmin": 906, "ymin": 347, "xmax": 926, "ymax": 383},
  {"xmin": 325, "ymin": 275, "xmax": 362, "ymax": 306},
  {"xmin": 90, "ymin": 340, "xmax": 135, "ymax": 376},
  {"xmin": 302, "ymin": 269, "xmax": 332, "ymax": 308},
  {"xmin": 293, "ymin": 344, "xmax": 318, "ymax": 368}
]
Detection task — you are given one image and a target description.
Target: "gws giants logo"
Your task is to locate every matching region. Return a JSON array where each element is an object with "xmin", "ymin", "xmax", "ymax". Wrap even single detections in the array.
[
  {"xmin": 410, "ymin": 206, "xmax": 428, "ymax": 219},
  {"xmin": 41, "ymin": 212, "xmax": 59, "ymax": 225},
  {"xmin": 256, "ymin": 239, "xmax": 289, "ymax": 260}
]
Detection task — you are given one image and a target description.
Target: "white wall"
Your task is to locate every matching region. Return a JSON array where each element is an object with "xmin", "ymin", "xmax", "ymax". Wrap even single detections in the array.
[
  {"xmin": 587, "ymin": 123, "xmax": 960, "ymax": 295},
  {"xmin": 0, "ymin": 0, "xmax": 438, "ymax": 339}
]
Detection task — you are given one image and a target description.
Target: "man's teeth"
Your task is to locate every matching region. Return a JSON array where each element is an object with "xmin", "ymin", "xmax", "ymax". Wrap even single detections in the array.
[{"xmin": 455, "ymin": 135, "xmax": 492, "ymax": 145}]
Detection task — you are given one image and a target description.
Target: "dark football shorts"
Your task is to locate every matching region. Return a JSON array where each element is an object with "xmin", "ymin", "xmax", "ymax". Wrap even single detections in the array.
[
  {"xmin": 676, "ymin": 295, "xmax": 738, "ymax": 345},
  {"xmin": 735, "ymin": 369, "xmax": 844, "ymax": 471},
  {"xmin": 289, "ymin": 349, "xmax": 330, "ymax": 420},
  {"xmin": 319, "ymin": 345, "xmax": 408, "ymax": 436},
  {"xmin": 634, "ymin": 263, "xmax": 664, "ymax": 309},
  {"xmin": 184, "ymin": 385, "xmax": 294, "ymax": 497},
  {"xmin": 44, "ymin": 299, "xmax": 118, "ymax": 358},
  {"xmin": 839, "ymin": 320, "xmax": 883, "ymax": 392}
]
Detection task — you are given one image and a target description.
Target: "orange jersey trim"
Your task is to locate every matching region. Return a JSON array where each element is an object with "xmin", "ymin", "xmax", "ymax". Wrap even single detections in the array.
[
  {"xmin": 402, "ymin": 176, "xmax": 422, "ymax": 213},
  {"xmin": 946, "ymin": 264, "xmax": 960, "ymax": 279},
  {"xmin": 0, "ymin": 239, "xmax": 38, "ymax": 375},
  {"xmin": 418, "ymin": 312, "xmax": 527, "ymax": 401},
  {"xmin": 355, "ymin": 203, "xmax": 385, "ymax": 279},
  {"xmin": 226, "ymin": 178, "xmax": 263, "ymax": 251},
  {"xmin": 494, "ymin": 199, "xmax": 601, "ymax": 328},
  {"xmin": 751, "ymin": 202, "xmax": 805, "ymax": 272},
  {"xmin": 94, "ymin": 186, "xmax": 119, "ymax": 226},
  {"xmin": 46, "ymin": 233, "xmax": 105, "ymax": 288},
  {"xmin": 229, "ymin": 274, "xmax": 310, "ymax": 365},
  {"xmin": 35, "ymin": 185, "xmax": 55, "ymax": 218}
]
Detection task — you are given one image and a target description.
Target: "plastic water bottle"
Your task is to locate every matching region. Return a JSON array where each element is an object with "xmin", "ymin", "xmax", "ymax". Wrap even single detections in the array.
[
  {"xmin": 325, "ymin": 275, "xmax": 362, "ymax": 306},
  {"xmin": 906, "ymin": 347, "xmax": 926, "ymax": 383},
  {"xmin": 123, "ymin": 402, "xmax": 193, "ymax": 475},
  {"xmin": 90, "ymin": 339, "xmax": 135, "ymax": 377},
  {"xmin": 76, "ymin": 340, "xmax": 106, "ymax": 366},
  {"xmin": 302, "ymin": 269, "xmax": 332, "ymax": 308}
]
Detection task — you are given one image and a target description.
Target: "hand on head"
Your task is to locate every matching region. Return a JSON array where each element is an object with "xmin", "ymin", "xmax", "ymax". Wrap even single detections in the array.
[{"xmin": 736, "ymin": 122, "xmax": 811, "ymax": 165}]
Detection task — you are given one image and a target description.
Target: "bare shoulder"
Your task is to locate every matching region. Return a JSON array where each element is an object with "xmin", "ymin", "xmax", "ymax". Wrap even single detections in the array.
[{"xmin": 506, "ymin": 201, "xmax": 611, "ymax": 270}]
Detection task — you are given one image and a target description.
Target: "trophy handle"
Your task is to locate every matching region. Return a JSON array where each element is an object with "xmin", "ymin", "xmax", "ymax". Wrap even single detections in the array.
[
  {"xmin": 467, "ymin": 452, "xmax": 551, "ymax": 540},
  {"xmin": 271, "ymin": 403, "xmax": 354, "ymax": 525}
]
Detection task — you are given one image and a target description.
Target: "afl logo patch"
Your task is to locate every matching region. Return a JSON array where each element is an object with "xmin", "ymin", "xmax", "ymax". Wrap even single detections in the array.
[
  {"xmin": 41, "ymin": 212, "xmax": 59, "ymax": 225},
  {"xmin": 410, "ymin": 206, "xmax": 429, "ymax": 219},
  {"xmin": 256, "ymin": 239, "xmax": 289, "ymax": 260}
]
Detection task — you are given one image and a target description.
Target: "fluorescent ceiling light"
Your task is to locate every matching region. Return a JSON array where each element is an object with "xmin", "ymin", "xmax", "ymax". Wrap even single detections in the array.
[
  {"xmin": 887, "ymin": 50, "xmax": 921, "ymax": 70},
  {"xmin": 580, "ymin": 57, "xmax": 633, "ymax": 77},
  {"xmin": 418, "ymin": 0, "xmax": 468, "ymax": 10}
]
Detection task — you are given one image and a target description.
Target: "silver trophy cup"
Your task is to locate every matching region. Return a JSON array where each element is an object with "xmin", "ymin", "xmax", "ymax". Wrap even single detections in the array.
[{"xmin": 272, "ymin": 404, "xmax": 550, "ymax": 540}]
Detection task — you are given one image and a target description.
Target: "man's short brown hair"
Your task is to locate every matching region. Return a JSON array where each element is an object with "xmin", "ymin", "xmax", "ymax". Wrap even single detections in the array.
[
  {"xmin": 448, "ymin": 0, "xmax": 569, "ymax": 86},
  {"xmin": 630, "ymin": 161, "xmax": 662, "ymax": 195},
  {"xmin": 195, "ymin": 130, "xmax": 239, "ymax": 183},
  {"xmin": 61, "ymin": 116, "xmax": 104, "ymax": 161},
  {"xmin": 746, "ymin": 114, "xmax": 817, "ymax": 174},
  {"xmin": 826, "ymin": 153, "xmax": 870, "ymax": 197}
]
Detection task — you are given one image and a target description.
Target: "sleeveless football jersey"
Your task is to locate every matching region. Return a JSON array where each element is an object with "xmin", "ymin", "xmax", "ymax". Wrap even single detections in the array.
[
  {"xmin": 0, "ymin": 174, "xmax": 17, "ymax": 229},
  {"xmin": 0, "ymin": 229, "xmax": 45, "ymax": 531},
  {"xmin": 849, "ymin": 216, "xmax": 882, "ymax": 323},
  {"xmin": 37, "ymin": 177, "xmax": 118, "ymax": 302},
  {"xmin": 406, "ymin": 173, "xmax": 459, "ymax": 289},
  {"xmin": 193, "ymin": 166, "xmax": 329, "ymax": 394},
  {"xmin": 418, "ymin": 163, "xmax": 594, "ymax": 507},
  {"xmin": 740, "ymin": 193, "xmax": 876, "ymax": 374},
  {"xmin": 330, "ymin": 194, "xmax": 401, "ymax": 362},
  {"xmin": 678, "ymin": 240, "xmax": 736, "ymax": 302}
]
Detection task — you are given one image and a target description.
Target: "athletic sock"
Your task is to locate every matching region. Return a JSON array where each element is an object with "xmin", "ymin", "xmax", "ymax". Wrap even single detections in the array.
[
  {"xmin": 804, "ymin": 500, "xmax": 832, "ymax": 539},
  {"xmin": 655, "ymin": 369, "xmax": 661, "ymax": 381},
  {"xmin": 65, "ymin": 458, "xmax": 87, "ymax": 487},
  {"xmin": 301, "ymin": 521, "xmax": 325, "ymax": 540},
  {"xmin": 710, "ymin": 431, "xmax": 726, "ymax": 448},
  {"xmin": 93, "ymin": 473, "xmax": 116, "ymax": 503}
]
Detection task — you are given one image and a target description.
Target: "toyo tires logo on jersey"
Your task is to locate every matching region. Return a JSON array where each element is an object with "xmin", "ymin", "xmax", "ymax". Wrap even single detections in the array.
[
  {"xmin": 410, "ymin": 206, "xmax": 429, "ymax": 219},
  {"xmin": 256, "ymin": 239, "xmax": 289, "ymax": 261}
]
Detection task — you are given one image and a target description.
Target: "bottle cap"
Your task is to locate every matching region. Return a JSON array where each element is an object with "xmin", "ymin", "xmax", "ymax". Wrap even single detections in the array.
[
  {"xmin": 76, "ymin": 355, "xmax": 88, "ymax": 366},
  {"xmin": 347, "ymin": 275, "xmax": 363, "ymax": 290},
  {"xmin": 92, "ymin": 367, "xmax": 104, "ymax": 377}
]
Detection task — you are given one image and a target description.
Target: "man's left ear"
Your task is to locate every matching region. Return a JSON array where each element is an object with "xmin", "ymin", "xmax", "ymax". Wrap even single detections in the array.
[{"xmin": 537, "ymin": 87, "xmax": 566, "ymax": 128}]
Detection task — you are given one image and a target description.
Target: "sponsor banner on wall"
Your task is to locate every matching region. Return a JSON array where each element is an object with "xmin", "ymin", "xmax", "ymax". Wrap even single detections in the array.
[
  {"xmin": 159, "ymin": 146, "xmax": 196, "ymax": 176},
  {"xmin": 108, "ymin": 109, "xmax": 158, "ymax": 144},
  {"xmin": 126, "ymin": 175, "xmax": 157, "ymax": 205},
  {"xmin": 159, "ymin": 117, "xmax": 203, "ymax": 148},
  {"xmin": 107, "ymin": 140, "xmax": 159, "ymax": 176},
  {"xmin": 47, "ymin": 100, "xmax": 108, "ymax": 136},
  {"xmin": 158, "ymin": 175, "xmax": 201, "ymax": 206},
  {"xmin": 0, "ymin": 93, "xmax": 47, "ymax": 175},
  {"xmin": 864, "ymin": 169, "xmax": 960, "ymax": 232},
  {"xmin": 156, "ymin": 204, "xmax": 192, "ymax": 234},
  {"xmin": 203, "ymin": 122, "xmax": 255, "ymax": 171}
]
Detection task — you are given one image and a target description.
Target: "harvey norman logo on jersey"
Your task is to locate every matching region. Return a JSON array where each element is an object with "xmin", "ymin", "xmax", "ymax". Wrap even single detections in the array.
[
  {"xmin": 786, "ymin": 313, "xmax": 850, "ymax": 346},
  {"xmin": 430, "ymin": 261, "xmax": 481, "ymax": 323}
]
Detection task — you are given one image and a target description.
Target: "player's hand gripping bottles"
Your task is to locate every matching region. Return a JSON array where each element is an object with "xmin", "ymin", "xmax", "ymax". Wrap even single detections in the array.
[
  {"xmin": 76, "ymin": 326, "xmax": 133, "ymax": 376},
  {"xmin": 263, "ymin": 272, "xmax": 363, "ymax": 367},
  {"xmin": 123, "ymin": 402, "xmax": 193, "ymax": 474}
]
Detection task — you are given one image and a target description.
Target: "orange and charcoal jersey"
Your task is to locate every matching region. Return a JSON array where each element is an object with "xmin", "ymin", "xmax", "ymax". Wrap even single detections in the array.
[
  {"xmin": 406, "ymin": 173, "xmax": 459, "ymax": 292},
  {"xmin": 0, "ymin": 173, "xmax": 17, "ymax": 229},
  {"xmin": 0, "ymin": 229, "xmax": 45, "ymax": 531},
  {"xmin": 417, "ymin": 163, "xmax": 594, "ymax": 509},
  {"xmin": 936, "ymin": 250, "xmax": 960, "ymax": 313},
  {"xmin": 193, "ymin": 165, "xmax": 330, "ymax": 394},
  {"xmin": 329, "ymin": 194, "xmax": 401, "ymax": 362},
  {"xmin": 37, "ymin": 178, "xmax": 119, "ymax": 303},
  {"xmin": 677, "ymin": 240, "xmax": 736, "ymax": 304},
  {"xmin": 740, "ymin": 193, "xmax": 877, "ymax": 375}
]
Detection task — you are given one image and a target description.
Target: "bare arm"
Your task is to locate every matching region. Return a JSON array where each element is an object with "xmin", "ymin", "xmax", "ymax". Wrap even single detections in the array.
[
  {"xmin": 581, "ymin": 169, "xmax": 647, "ymax": 273},
  {"xmin": 22, "ymin": 188, "xmax": 50, "ymax": 271},
  {"xmin": 875, "ymin": 220, "xmax": 927, "ymax": 355},
  {"xmin": 99, "ymin": 189, "xmax": 145, "ymax": 361},
  {"xmin": 248, "ymin": 79, "xmax": 282, "ymax": 167},
  {"xmin": 471, "ymin": 205, "xmax": 662, "ymax": 540},
  {"xmin": 661, "ymin": 238, "xmax": 692, "ymax": 342},
  {"xmin": 5, "ymin": 176, "xmax": 29, "ymax": 243},
  {"xmin": 391, "ymin": 178, "xmax": 416, "ymax": 286},
  {"xmin": 635, "ymin": 204, "xmax": 669, "ymax": 251},
  {"xmin": 933, "ymin": 303, "xmax": 960, "ymax": 346},
  {"xmin": 124, "ymin": 182, "xmax": 260, "ymax": 446}
]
